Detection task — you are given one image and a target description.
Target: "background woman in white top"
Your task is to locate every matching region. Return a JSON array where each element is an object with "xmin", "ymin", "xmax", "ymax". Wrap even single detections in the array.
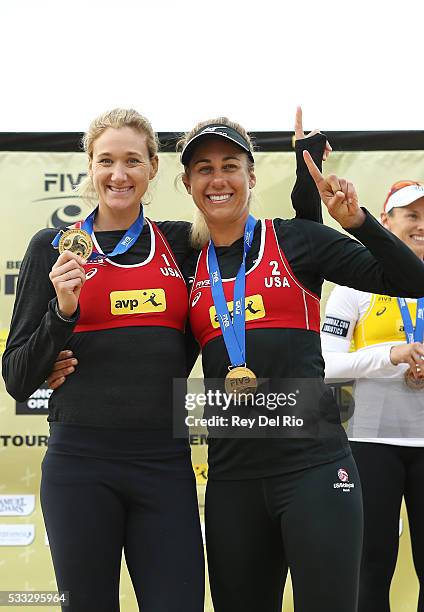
[{"xmin": 321, "ymin": 180, "xmax": 424, "ymax": 612}]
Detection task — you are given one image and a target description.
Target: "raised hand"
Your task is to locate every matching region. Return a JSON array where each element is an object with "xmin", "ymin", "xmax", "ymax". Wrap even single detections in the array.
[
  {"xmin": 49, "ymin": 251, "xmax": 86, "ymax": 317},
  {"xmin": 303, "ymin": 150, "xmax": 366, "ymax": 229},
  {"xmin": 47, "ymin": 350, "xmax": 78, "ymax": 389},
  {"xmin": 294, "ymin": 106, "xmax": 332, "ymax": 161}
]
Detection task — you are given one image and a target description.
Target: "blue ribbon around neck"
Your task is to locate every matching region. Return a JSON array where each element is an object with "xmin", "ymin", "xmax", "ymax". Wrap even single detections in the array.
[
  {"xmin": 207, "ymin": 215, "xmax": 257, "ymax": 367},
  {"xmin": 51, "ymin": 205, "xmax": 144, "ymax": 261},
  {"xmin": 397, "ymin": 297, "xmax": 424, "ymax": 344}
]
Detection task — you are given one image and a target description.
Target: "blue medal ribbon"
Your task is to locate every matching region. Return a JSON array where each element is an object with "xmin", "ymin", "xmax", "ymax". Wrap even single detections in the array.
[
  {"xmin": 397, "ymin": 297, "xmax": 424, "ymax": 344},
  {"xmin": 51, "ymin": 205, "xmax": 144, "ymax": 261},
  {"xmin": 207, "ymin": 215, "xmax": 257, "ymax": 367}
]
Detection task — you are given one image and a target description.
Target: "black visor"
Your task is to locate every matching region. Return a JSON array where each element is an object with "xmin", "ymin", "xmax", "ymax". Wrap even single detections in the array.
[{"xmin": 180, "ymin": 124, "xmax": 254, "ymax": 166}]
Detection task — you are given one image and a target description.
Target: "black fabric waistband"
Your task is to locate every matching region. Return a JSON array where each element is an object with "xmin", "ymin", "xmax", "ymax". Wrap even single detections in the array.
[{"xmin": 47, "ymin": 422, "xmax": 190, "ymax": 459}]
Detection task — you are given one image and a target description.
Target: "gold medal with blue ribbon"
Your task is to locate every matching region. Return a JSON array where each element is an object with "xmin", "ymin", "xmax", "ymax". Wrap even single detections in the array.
[
  {"xmin": 208, "ymin": 215, "xmax": 258, "ymax": 399},
  {"xmin": 52, "ymin": 205, "xmax": 144, "ymax": 262}
]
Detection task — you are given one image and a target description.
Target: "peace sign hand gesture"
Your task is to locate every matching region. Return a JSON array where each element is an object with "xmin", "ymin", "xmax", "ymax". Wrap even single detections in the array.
[{"xmin": 303, "ymin": 150, "xmax": 366, "ymax": 229}]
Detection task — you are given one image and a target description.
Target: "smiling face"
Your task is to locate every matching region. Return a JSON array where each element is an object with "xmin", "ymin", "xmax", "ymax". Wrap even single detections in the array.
[
  {"xmin": 90, "ymin": 126, "xmax": 158, "ymax": 225},
  {"xmin": 182, "ymin": 138, "xmax": 256, "ymax": 229},
  {"xmin": 381, "ymin": 198, "xmax": 424, "ymax": 259}
]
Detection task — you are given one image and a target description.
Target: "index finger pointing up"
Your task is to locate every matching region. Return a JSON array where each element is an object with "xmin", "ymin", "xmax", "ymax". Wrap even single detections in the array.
[
  {"xmin": 303, "ymin": 150, "xmax": 323, "ymax": 185},
  {"xmin": 294, "ymin": 106, "xmax": 305, "ymax": 140}
]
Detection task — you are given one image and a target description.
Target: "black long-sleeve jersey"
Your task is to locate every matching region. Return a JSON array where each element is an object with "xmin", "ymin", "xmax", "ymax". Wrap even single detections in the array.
[
  {"xmin": 187, "ymin": 212, "xmax": 424, "ymax": 479},
  {"xmin": 2, "ymin": 135, "xmax": 325, "ymax": 432},
  {"xmin": 2, "ymin": 222, "xmax": 196, "ymax": 429}
]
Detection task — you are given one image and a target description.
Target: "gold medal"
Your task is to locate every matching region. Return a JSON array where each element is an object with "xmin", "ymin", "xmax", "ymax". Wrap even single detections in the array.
[
  {"xmin": 58, "ymin": 229, "xmax": 93, "ymax": 259},
  {"xmin": 404, "ymin": 368, "xmax": 424, "ymax": 391},
  {"xmin": 225, "ymin": 366, "xmax": 257, "ymax": 397}
]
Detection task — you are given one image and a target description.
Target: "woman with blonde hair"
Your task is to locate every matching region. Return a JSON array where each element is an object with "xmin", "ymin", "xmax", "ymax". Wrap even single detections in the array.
[
  {"xmin": 3, "ymin": 108, "xmax": 205, "ymax": 612},
  {"xmin": 177, "ymin": 118, "xmax": 424, "ymax": 612}
]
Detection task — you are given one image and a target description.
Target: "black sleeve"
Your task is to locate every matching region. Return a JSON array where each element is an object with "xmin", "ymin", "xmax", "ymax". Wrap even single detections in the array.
[
  {"xmin": 184, "ymin": 320, "xmax": 200, "ymax": 376},
  {"xmin": 2, "ymin": 230, "xmax": 78, "ymax": 401},
  {"xmin": 291, "ymin": 133, "xmax": 326, "ymax": 223},
  {"xmin": 181, "ymin": 253, "xmax": 200, "ymax": 375},
  {"xmin": 284, "ymin": 211, "xmax": 424, "ymax": 297},
  {"xmin": 155, "ymin": 220, "xmax": 196, "ymax": 270}
]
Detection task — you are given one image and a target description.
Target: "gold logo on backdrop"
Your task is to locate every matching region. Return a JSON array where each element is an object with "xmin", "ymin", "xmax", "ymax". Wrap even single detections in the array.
[
  {"xmin": 110, "ymin": 289, "xmax": 166, "ymax": 315},
  {"xmin": 209, "ymin": 294, "xmax": 265, "ymax": 328}
]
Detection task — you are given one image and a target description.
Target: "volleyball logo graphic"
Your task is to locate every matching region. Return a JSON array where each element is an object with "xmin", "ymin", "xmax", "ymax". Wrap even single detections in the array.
[{"xmin": 338, "ymin": 468, "xmax": 349, "ymax": 482}]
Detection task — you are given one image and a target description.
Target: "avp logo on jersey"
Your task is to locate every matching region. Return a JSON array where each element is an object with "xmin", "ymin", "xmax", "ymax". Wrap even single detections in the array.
[
  {"xmin": 333, "ymin": 468, "xmax": 355, "ymax": 492},
  {"xmin": 110, "ymin": 289, "xmax": 166, "ymax": 314},
  {"xmin": 209, "ymin": 294, "xmax": 265, "ymax": 328}
]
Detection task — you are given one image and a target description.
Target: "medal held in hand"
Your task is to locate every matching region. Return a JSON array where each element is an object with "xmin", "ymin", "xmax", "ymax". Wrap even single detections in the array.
[
  {"xmin": 52, "ymin": 205, "xmax": 145, "ymax": 262},
  {"xmin": 404, "ymin": 368, "xmax": 424, "ymax": 390},
  {"xmin": 208, "ymin": 215, "xmax": 258, "ymax": 400},
  {"xmin": 397, "ymin": 297, "xmax": 424, "ymax": 391},
  {"xmin": 58, "ymin": 229, "xmax": 93, "ymax": 259}
]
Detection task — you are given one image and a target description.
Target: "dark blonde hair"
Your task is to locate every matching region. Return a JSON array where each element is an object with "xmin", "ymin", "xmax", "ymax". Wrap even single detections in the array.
[
  {"xmin": 177, "ymin": 117, "xmax": 255, "ymax": 248},
  {"xmin": 78, "ymin": 108, "xmax": 159, "ymax": 205}
]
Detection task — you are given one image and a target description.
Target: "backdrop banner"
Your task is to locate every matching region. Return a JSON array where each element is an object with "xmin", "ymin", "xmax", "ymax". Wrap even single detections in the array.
[{"xmin": 1, "ymin": 149, "xmax": 422, "ymax": 611}]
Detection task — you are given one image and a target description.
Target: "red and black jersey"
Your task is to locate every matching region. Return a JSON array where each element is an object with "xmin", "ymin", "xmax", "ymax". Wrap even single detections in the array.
[
  {"xmin": 74, "ymin": 219, "xmax": 188, "ymax": 333},
  {"xmin": 189, "ymin": 219, "xmax": 320, "ymax": 349},
  {"xmin": 182, "ymin": 214, "xmax": 424, "ymax": 479},
  {"xmin": 2, "ymin": 220, "xmax": 194, "ymax": 430}
]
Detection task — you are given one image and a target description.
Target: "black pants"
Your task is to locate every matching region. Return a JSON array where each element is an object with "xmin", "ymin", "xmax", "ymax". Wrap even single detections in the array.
[
  {"xmin": 350, "ymin": 441, "xmax": 424, "ymax": 612},
  {"xmin": 205, "ymin": 454, "xmax": 363, "ymax": 612},
  {"xmin": 40, "ymin": 424, "xmax": 204, "ymax": 612}
]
